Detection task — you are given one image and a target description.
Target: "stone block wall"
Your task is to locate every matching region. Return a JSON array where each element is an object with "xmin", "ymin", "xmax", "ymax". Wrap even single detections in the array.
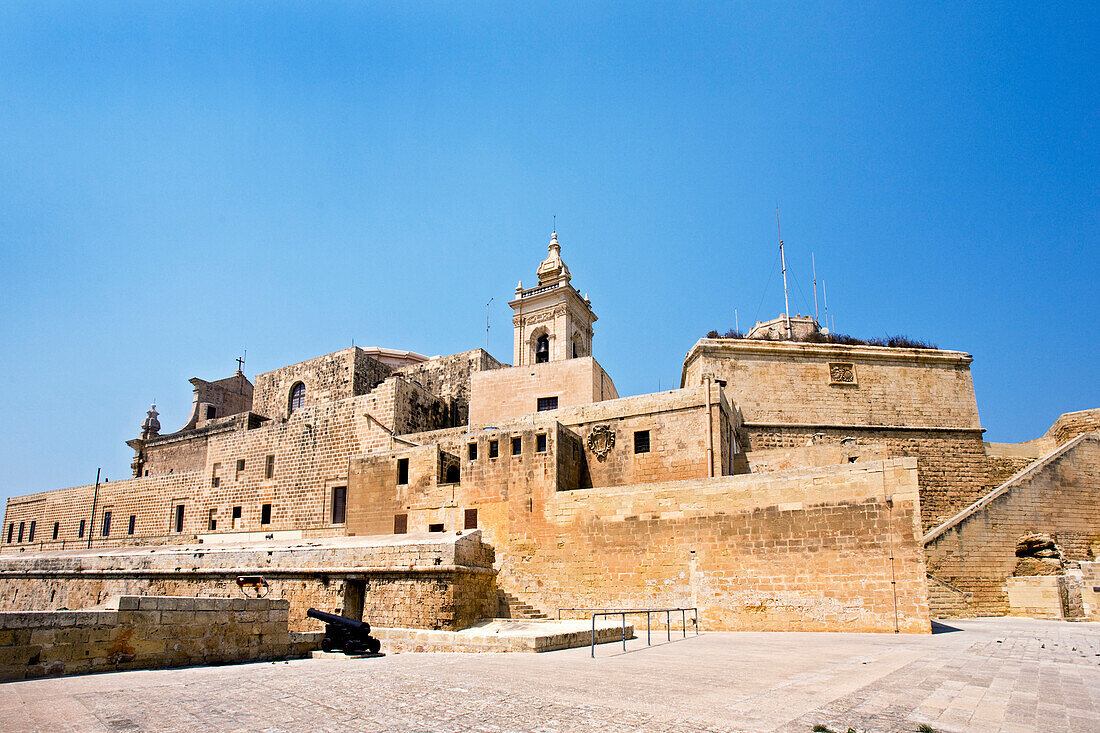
[
  {"xmin": 0, "ymin": 595, "xmax": 318, "ymax": 682},
  {"xmin": 469, "ymin": 357, "xmax": 618, "ymax": 426},
  {"xmin": 923, "ymin": 433, "xmax": 1100, "ymax": 618},
  {"xmin": 0, "ymin": 534, "xmax": 496, "ymax": 632},
  {"xmin": 682, "ymin": 339, "xmax": 981, "ymax": 430},
  {"xmin": 251, "ymin": 347, "xmax": 391, "ymax": 423},
  {"xmin": 1045, "ymin": 408, "xmax": 1100, "ymax": 446},
  {"xmin": 397, "ymin": 349, "xmax": 504, "ymax": 427}
]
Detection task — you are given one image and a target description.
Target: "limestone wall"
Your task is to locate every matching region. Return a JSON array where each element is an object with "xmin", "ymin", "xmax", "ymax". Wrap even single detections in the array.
[
  {"xmin": 681, "ymin": 338, "xmax": 980, "ymax": 430},
  {"xmin": 0, "ymin": 595, "xmax": 317, "ymax": 682},
  {"xmin": 397, "ymin": 349, "xmax": 504, "ymax": 427},
  {"xmin": 469, "ymin": 357, "xmax": 618, "ymax": 426},
  {"xmin": 1045, "ymin": 408, "xmax": 1100, "ymax": 446},
  {"xmin": 923, "ymin": 433, "xmax": 1100, "ymax": 618},
  {"xmin": 251, "ymin": 347, "xmax": 391, "ymax": 422},
  {"xmin": 0, "ymin": 534, "xmax": 497, "ymax": 632}
]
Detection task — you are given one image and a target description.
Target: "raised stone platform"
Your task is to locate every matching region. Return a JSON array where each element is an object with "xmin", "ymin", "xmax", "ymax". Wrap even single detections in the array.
[{"xmin": 370, "ymin": 618, "xmax": 636, "ymax": 653}]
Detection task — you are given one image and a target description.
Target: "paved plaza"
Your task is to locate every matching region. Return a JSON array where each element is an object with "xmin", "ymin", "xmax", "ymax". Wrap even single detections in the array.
[{"xmin": 1, "ymin": 618, "xmax": 1097, "ymax": 732}]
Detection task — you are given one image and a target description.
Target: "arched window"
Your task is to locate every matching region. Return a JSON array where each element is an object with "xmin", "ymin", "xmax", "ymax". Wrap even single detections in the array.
[
  {"xmin": 535, "ymin": 335, "xmax": 550, "ymax": 363},
  {"xmin": 289, "ymin": 382, "xmax": 305, "ymax": 413},
  {"xmin": 445, "ymin": 465, "xmax": 460, "ymax": 484}
]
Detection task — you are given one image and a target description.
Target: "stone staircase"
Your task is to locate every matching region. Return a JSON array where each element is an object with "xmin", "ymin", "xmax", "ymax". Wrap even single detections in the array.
[{"xmin": 497, "ymin": 590, "xmax": 549, "ymax": 620}]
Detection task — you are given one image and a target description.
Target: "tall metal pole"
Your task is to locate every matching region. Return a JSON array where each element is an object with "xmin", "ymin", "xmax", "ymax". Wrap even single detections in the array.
[
  {"xmin": 812, "ymin": 252, "xmax": 819, "ymax": 323},
  {"xmin": 777, "ymin": 207, "xmax": 793, "ymax": 339},
  {"xmin": 485, "ymin": 297, "xmax": 493, "ymax": 351},
  {"xmin": 87, "ymin": 467, "xmax": 100, "ymax": 549},
  {"xmin": 822, "ymin": 280, "xmax": 830, "ymax": 333}
]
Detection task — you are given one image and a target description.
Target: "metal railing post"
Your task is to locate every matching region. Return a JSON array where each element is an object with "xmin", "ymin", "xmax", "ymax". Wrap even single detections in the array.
[
  {"xmin": 621, "ymin": 613, "xmax": 626, "ymax": 653},
  {"xmin": 666, "ymin": 610, "xmax": 671, "ymax": 641},
  {"xmin": 591, "ymin": 614, "xmax": 596, "ymax": 658},
  {"xmin": 646, "ymin": 611, "xmax": 650, "ymax": 646},
  {"xmin": 682, "ymin": 609, "xmax": 686, "ymax": 638}
]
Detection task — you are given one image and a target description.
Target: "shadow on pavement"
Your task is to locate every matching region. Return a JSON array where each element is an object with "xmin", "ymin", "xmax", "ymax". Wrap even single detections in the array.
[{"xmin": 930, "ymin": 620, "xmax": 964, "ymax": 634}]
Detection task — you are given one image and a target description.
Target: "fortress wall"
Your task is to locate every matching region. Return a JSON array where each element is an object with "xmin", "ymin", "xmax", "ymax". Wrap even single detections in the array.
[
  {"xmin": 682, "ymin": 339, "xmax": 980, "ymax": 430},
  {"xmin": 251, "ymin": 348, "xmax": 391, "ymax": 423},
  {"xmin": 923, "ymin": 434, "xmax": 1100, "ymax": 618},
  {"xmin": 2, "ymin": 472, "xmax": 202, "ymax": 550},
  {"xmin": 469, "ymin": 357, "xmax": 617, "ymax": 426},
  {"xmin": 744, "ymin": 425, "xmax": 989, "ymax": 532},
  {"xmin": 0, "ymin": 534, "xmax": 497, "ymax": 633},
  {"xmin": 1046, "ymin": 408, "xmax": 1100, "ymax": 446},
  {"xmin": 369, "ymin": 457, "xmax": 928, "ymax": 633},
  {"xmin": 397, "ymin": 349, "xmax": 504, "ymax": 427}
]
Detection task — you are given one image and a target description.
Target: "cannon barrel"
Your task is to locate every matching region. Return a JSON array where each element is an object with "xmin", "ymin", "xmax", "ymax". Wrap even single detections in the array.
[{"xmin": 306, "ymin": 607, "xmax": 371, "ymax": 634}]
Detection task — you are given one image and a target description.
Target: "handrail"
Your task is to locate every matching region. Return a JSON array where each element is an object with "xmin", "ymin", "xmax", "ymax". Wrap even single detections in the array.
[{"xmin": 558, "ymin": 607, "xmax": 699, "ymax": 658}]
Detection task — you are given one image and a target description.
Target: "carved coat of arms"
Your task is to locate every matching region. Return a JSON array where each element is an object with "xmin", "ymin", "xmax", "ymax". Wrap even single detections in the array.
[{"xmin": 587, "ymin": 424, "xmax": 615, "ymax": 461}]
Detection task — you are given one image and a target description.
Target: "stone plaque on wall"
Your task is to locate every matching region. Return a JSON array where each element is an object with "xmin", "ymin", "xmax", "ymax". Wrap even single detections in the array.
[{"xmin": 828, "ymin": 362, "xmax": 856, "ymax": 385}]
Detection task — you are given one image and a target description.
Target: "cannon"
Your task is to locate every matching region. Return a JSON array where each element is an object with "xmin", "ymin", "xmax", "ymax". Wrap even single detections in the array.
[{"xmin": 306, "ymin": 608, "xmax": 382, "ymax": 655}]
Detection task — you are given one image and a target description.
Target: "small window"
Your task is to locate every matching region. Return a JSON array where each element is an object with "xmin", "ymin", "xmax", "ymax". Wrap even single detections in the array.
[
  {"xmin": 428, "ymin": 523, "xmax": 444, "ymax": 533},
  {"xmin": 265, "ymin": 454, "xmax": 275, "ymax": 479},
  {"xmin": 393, "ymin": 513, "xmax": 408, "ymax": 534},
  {"xmin": 18, "ymin": 522, "xmax": 25, "ymax": 543},
  {"xmin": 78, "ymin": 519, "xmax": 86, "ymax": 538},
  {"xmin": 512, "ymin": 436, "xmax": 522, "ymax": 455},
  {"xmin": 464, "ymin": 508, "xmax": 478, "ymax": 530},
  {"xmin": 331, "ymin": 486, "xmax": 347, "ymax": 524},
  {"xmin": 445, "ymin": 465, "xmax": 460, "ymax": 484},
  {"xmin": 173, "ymin": 505, "xmax": 184, "ymax": 533},
  {"xmin": 128, "ymin": 515, "xmax": 136, "ymax": 535},
  {"xmin": 489, "ymin": 440, "xmax": 499, "ymax": 458},
  {"xmin": 468, "ymin": 442, "xmax": 477, "ymax": 460},
  {"xmin": 634, "ymin": 430, "xmax": 651, "ymax": 454},
  {"xmin": 205, "ymin": 405, "xmax": 217, "ymax": 420},
  {"xmin": 211, "ymin": 462, "xmax": 221, "ymax": 488},
  {"xmin": 208, "ymin": 508, "xmax": 217, "ymax": 531},
  {"xmin": 536, "ymin": 433, "xmax": 547, "ymax": 452},
  {"xmin": 397, "ymin": 458, "xmax": 409, "ymax": 485},
  {"xmin": 537, "ymin": 396, "xmax": 558, "ymax": 412},
  {"xmin": 6, "ymin": 523, "xmax": 11, "ymax": 543},
  {"xmin": 232, "ymin": 506, "xmax": 242, "ymax": 519},
  {"xmin": 235, "ymin": 459, "xmax": 245, "ymax": 479},
  {"xmin": 289, "ymin": 382, "xmax": 305, "ymax": 413},
  {"xmin": 101, "ymin": 512, "xmax": 111, "ymax": 537},
  {"xmin": 52, "ymin": 522, "xmax": 60, "ymax": 540},
  {"xmin": 261, "ymin": 503, "xmax": 272, "ymax": 525},
  {"xmin": 28, "ymin": 520, "xmax": 36, "ymax": 542},
  {"xmin": 144, "ymin": 470, "xmax": 149, "ymax": 476}
]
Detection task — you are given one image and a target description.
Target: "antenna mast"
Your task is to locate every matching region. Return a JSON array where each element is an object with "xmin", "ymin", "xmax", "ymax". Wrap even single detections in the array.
[
  {"xmin": 822, "ymin": 280, "xmax": 830, "ymax": 333},
  {"xmin": 485, "ymin": 297, "xmax": 493, "ymax": 351},
  {"xmin": 812, "ymin": 253, "xmax": 819, "ymax": 323},
  {"xmin": 777, "ymin": 206, "xmax": 793, "ymax": 340}
]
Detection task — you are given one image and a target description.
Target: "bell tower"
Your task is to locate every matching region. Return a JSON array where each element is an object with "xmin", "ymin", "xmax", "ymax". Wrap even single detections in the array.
[{"xmin": 509, "ymin": 231, "xmax": 597, "ymax": 366}]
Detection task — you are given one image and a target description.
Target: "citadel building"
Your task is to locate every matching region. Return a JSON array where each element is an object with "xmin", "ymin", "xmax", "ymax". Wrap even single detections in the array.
[{"xmin": 3, "ymin": 234, "xmax": 1098, "ymax": 636}]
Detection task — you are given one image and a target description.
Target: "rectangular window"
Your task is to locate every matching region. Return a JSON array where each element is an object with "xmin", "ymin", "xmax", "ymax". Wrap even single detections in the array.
[
  {"xmin": 536, "ymin": 433, "xmax": 547, "ymax": 452},
  {"xmin": 232, "ymin": 506, "xmax": 242, "ymax": 519},
  {"xmin": 512, "ymin": 436, "xmax": 522, "ymax": 455},
  {"xmin": 211, "ymin": 462, "xmax": 221, "ymax": 488},
  {"xmin": 265, "ymin": 454, "xmax": 275, "ymax": 479},
  {"xmin": 208, "ymin": 509, "xmax": 217, "ymax": 531},
  {"xmin": 489, "ymin": 440, "xmax": 499, "ymax": 459},
  {"xmin": 174, "ymin": 505, "xmax": 184, "ymax": 533},
  {"xmin": 52, "ymin": 522, "xmax": 60, "ymax": 540},
  {"xmin": 397, "ymin": 458, "xmax": 409, "ymax": 485},
  {"xmin": 464, "ymin": 508, "xmax": 478, "ymax": 530},
  {"xmin": 537, "ymin": 396, "xmax": 558, "ymax": 412},
  {"xmin": 101, "ymin": 512, "xmax": 111, "ymax": 537},
  {"xmin": 428, "ymin": 523, "xmax": 444, "ymax": 533},
  {"xmin": 468, "ymin": 442, "xmax": 477, "ymax": 460},
  {"xmin": 28, "ymin": 521, "xmax": 36, "ymax": 542},
  {"xmin": 331, "ymin": 486, "xmax": 347, "ymax": 524},
  {"xmin": 393, "ymin": 513, "xmax": 408, "ymax": 534},
  {"xmin": 261, "ymin": 503, "xmax": 272, "ymax": 525},
  {"xmin": 634, "ymin": 430, "xmax": 651, "ymax": 454},
  {"xmin": 128, "ymin": 515, "xmax": 136, "ymax": 535},
  {"xmin": 18, "ymin": 522, "xmax": 25, "ymax": 543},
  {"xmin": 235, "ymin": 459, "xmax": 245, "ymax": 479},
  {"xmin": 6, "ymin": 523, "xmax": 13, "ymax": 543},
  {"xmin": 78, "ymin": 520, "xmax": 86, "ymax": 538}
]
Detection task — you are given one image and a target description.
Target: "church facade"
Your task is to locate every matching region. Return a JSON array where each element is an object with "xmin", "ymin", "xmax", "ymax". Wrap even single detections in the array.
[{"xmin": 3, "ymin": 234, "xmax": 1098, "ymax": 630}]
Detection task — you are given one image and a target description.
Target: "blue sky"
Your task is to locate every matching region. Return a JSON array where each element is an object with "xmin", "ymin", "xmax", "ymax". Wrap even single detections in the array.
[{"xmin": 1, "ymin": 2, "xmax": 1097, "ymax": 501}]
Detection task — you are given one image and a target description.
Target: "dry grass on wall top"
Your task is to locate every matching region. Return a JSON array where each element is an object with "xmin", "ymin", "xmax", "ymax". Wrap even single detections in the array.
[{"xmin": 705, "ymin": 329, "xmax": 940, "ymax": 350}]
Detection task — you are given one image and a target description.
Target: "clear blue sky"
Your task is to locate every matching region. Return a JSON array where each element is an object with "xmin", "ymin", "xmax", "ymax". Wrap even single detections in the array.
[{"xmin": 1, "ymin": 2, "xmax": 1097, "ymax": 502}]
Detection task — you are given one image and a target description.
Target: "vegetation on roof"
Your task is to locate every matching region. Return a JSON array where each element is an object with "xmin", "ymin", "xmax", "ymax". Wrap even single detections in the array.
[{"xmin": 705, "ymin": 329, "xmax": 939, "ymax": 350}]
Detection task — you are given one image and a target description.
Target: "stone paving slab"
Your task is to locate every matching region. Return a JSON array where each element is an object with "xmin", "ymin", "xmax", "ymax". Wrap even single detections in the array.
[{"xmin": 0, "ymin": 618, "xmax": 1097, "ymax": 732}]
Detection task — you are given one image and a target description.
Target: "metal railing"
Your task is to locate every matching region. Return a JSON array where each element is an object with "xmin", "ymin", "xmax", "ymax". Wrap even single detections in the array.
[{"xmin": 558, "ymin": 607, "xmax": 699, "ymax": 658}]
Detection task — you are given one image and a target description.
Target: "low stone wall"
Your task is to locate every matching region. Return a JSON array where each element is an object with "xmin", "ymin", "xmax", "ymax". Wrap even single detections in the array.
[
  {"xmin": 0, "ymin": 533, "xmax": 497, "ymax": 632},
  {"xmin": 0, "ymin": 595, "xmax": 320, "ymax": 682}
]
